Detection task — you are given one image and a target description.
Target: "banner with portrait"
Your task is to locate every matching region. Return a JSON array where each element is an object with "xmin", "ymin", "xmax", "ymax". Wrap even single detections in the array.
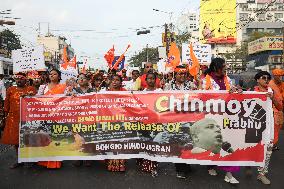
[{"xmin": 19, "ymin": 91, "xmax": 273, "ymax": 167}]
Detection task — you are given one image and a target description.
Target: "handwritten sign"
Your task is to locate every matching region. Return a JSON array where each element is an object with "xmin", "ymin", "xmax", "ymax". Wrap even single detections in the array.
[
  {"xmin": 12, "ymin": 45, "xmax": 46, "ymax": 73},
  {"xmin": 182, "ymin": 43, "xmax": 211, "ymax": 66}
]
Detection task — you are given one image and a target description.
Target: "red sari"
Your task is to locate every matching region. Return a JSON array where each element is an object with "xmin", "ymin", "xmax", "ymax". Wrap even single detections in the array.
[{"xmin": 37, "ymin": 83, "xmax": 66, "ymax": 169}]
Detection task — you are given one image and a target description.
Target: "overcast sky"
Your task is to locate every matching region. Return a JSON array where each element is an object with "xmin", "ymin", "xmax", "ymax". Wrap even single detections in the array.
[{"xmin": 1, "ymin": 0, "xmax": 200, "ymax": 69}]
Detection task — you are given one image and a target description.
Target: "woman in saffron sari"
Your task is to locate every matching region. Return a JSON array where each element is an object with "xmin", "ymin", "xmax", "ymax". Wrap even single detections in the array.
[
  {"xmin": 1, "ymin": 72, "xmax": 36, "ymax": 168},
  {"xmin": 37, "ymin": 69, "xmax": 66, "ymax": 169}
]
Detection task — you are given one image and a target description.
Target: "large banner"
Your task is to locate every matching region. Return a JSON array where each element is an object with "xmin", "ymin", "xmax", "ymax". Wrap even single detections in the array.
[
  {"xmin": 199, "ymin": 0, "xmax": 237, "ymax": 44},
  {"xmin": 19, "ymin": 91, "xmax": 273, "ymax": 166}
]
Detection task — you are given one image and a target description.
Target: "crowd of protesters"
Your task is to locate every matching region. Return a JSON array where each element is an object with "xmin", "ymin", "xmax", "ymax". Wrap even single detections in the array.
[{"xmin": 0, "ymin": 57, "xmax": 283, "ymax": 185}]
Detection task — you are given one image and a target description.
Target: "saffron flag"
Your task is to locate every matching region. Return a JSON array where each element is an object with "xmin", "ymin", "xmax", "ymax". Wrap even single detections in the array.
[
  {"xmin": 63, "ymin": 46, "xmax": 68, "ymax": 64},
  {"xmin": 188, "ymin": 43, "xmax": 200, "ymax": 77},
  {"xmin": 61, "ymin": 56, "xmax": 77, "ymax": 70},
  {"xmin": 166, "ymin": 42, "xmax": 180, "ymax": 69},
  {"xmin": 104, "ymin": 46, "xmax": 115, "ymax": 68},
  {"xmin": 111, "ymin": 44, "xmax": 130, "ymax": 70}
]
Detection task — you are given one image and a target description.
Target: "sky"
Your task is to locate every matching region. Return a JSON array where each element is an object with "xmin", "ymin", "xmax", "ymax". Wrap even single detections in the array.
[{"xmin": 1, "ymin": 0, "xmax": 200, "ymax": 69}]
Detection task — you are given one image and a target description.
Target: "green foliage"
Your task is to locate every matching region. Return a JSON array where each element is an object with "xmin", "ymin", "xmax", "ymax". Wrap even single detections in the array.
[
  {"xmin": 129, "ymin": 47, "xmax": 159, "ymax": 67},
  {"xmin": 0, "ymin": 29, "xmax": 21, "ymax": 57},
  {"xmin": 248, "ymin": 31, "xmax": 275, "ymax": 42},
  {"xmin": 175, "ymin": 31, "xmax": 191, "ymax": 47}
]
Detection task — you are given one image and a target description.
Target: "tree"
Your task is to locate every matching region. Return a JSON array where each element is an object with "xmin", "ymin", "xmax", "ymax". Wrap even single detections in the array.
[
  {"xmin": 128, "ymin": 47, "xmax": 159, "ymax": 67},
  {"xmin": 248, "ymin": 31, "xmax": 274, "ymax": 42},
  {"xmin": 0, "ymin": 29, "xmax": 21, "ymax": 57},
  {"xmin": 175, "ymin": 31, "xmax": 191, "ymax": 48}
]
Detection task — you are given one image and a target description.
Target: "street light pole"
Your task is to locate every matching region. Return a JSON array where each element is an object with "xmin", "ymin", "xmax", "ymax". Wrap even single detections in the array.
[
  {"xmin": 153, "ymin": 8, "xmax": 173, "ymax": 57},
  {"xmin": 146, "ymin": 44, "xmax": 149, "ymax": 62}
]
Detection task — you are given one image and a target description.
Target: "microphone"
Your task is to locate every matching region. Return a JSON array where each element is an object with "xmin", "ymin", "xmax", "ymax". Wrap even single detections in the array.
[{"xmin": 222, "ymin": 141, "xmax": 234, "ymax": 153}]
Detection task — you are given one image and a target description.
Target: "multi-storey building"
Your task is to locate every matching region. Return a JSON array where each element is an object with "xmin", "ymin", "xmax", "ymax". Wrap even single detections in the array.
[
  {"xmin": 237, "ymin": 0, "xmax": 284, "ymax": 44},
  {"xmin": 37, "ymin": 35, "xmax": 74, "ymax": 69}
]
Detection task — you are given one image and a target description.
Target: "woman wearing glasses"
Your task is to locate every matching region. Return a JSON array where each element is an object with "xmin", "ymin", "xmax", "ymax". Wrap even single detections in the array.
[
  {"xmin": 253, "ymin": 71, "xmax": 282, "ymax": 185},
  {"xmin": 67, "ymin": 73, "xmax": 94, "ymax": 167},
  {"xmin": 1, "ymin": 72, "xmax": 36, "ymax": 169}
]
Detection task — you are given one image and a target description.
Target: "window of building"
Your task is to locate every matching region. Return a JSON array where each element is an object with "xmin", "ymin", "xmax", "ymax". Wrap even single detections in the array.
[
  {"xmin": 258, "ymin": 13, "xmax": 266, "ymax": 20},
  {"xmin": 266, "ymin": 28, "xmax": 276, "ymax": 33},
  {"xmin": 274, "ymin": 28, "xmax": 282, "ymax": 34},
  {"xmin": 240, "ymin": 13, "xmax": 249, "ymax": 21},
  {"xmin": 257, "ymin": 4, "xmax": 265, "ymax": 10},
  {"xmin": 275, "ymin": 13, "xmax": 283, "ymax": 19},
  {"xmin": 240, "ymin": 3, "xmax": 248, "ymax": 9},
  {"xmin": 276, "ymin": 3, "xmax": 283, "ymax": 10},
  {"xmin": 247, "ymin": 0, "xmax": 255, "ymax": 3}
]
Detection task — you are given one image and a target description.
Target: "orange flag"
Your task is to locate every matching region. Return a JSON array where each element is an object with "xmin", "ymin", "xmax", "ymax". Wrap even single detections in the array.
[
  {"xmin": 111, "ymin": 44, "xmax": 131, "ymax": 70},
  {"xmin": 104, "ymin": 45, "xmax": 115, "ymax": 68},
  {"xmin": 188, "ymin": 43, "xmax": 200, "ymax": 77},
  {"xmin": 82, "ymin": 65, "xmax": 86, "ymax": 74},
  {"xmin": 61, "ymin": 56, "xmax": 77, "ymax": 70},
  {"xmin": 166, "ymin": 42, "xmax": 180, "ymax": 69},
  {"xmin": 82, "ymin": 58, "xmax": 87, "ymax": 74},
  {"xmin": 63, "ymin": 46, "xmax": 68, "ymax": 63},
  {"xmin": 69, "ymin": 56, "xmax": 77, "ymax": 68}
]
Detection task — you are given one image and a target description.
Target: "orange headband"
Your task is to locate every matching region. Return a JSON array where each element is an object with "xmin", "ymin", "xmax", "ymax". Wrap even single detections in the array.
[
  {"xmin": 174, "ymin": 67, "xmax": 187, "ymax": 73},
  {"xmin": 272, "ymin": 69, "xmax": 284, "ymax": 76}
]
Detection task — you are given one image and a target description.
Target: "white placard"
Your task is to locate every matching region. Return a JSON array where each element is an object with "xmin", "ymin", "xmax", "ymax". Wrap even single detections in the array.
[
  {"xmin": 158, "ymin": 46, "xmax": 167, "ymax": 59},
  {"xmin": 12, "ymin": 45, "xmax": 46, "ymax": 73},
  {"xmin": 60, "ymin": 65, "xmax": 78, "ymax": 83},
  {"xmin": 0, "ymin": 61, "xmax": 4, "ymax": 74},
  {"xmin": 182, "ymin": 43, "xmax": 212, "ymax": 66},
  {"xmin": 157, "ymin": 59, "xmax": 172, "ymax": 74}
]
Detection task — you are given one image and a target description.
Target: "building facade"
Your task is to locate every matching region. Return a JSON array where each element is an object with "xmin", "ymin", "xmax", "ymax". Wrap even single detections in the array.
[
  {"xmin": 237, "ymin": 0, "xmax": 284, "ymax": 45},
  {"xmin": 37, "ymin": 35, "xmax": 74, "ymax": 69}
]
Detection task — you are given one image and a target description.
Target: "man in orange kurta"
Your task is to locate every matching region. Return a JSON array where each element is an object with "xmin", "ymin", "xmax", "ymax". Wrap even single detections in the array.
[
  {"xmin": 1, "ymin": 80, "xmax": 36, "ymax": 145},
  {"xmin": 1, "ymin": 73, "xmax": 36, "ymax": 169},
  {"xmin": 269, "ymin": 69, "xmax": 284, "ymax": 146}
]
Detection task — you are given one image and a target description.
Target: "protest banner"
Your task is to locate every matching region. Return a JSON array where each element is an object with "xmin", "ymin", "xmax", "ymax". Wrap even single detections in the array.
[
  {"xmin": 19, "ymin": 91, "xmax": 273, "ymax": 167},
  {"xmin": 12, "ymin": 45, "xmax": 46, "ymax": 73}
]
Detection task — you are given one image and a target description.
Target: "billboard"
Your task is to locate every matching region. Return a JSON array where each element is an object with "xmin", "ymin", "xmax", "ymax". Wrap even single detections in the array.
[
  {"xmin": 248, "ymin": 36, "xmax": 284, "ymax": 55},
  {"xmin": 199, "ymin": 0, "xmax": 237, "ymax": 44}
]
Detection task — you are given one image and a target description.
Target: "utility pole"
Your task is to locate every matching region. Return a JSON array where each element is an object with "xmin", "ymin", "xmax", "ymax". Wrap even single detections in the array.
[
  {"xmin": 165, "ymin": 23, "xmax": 169, "ymax": 56},
  {"xmin": 146, "ymin": 44, "xmax": 149, "ymax": 62}
]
